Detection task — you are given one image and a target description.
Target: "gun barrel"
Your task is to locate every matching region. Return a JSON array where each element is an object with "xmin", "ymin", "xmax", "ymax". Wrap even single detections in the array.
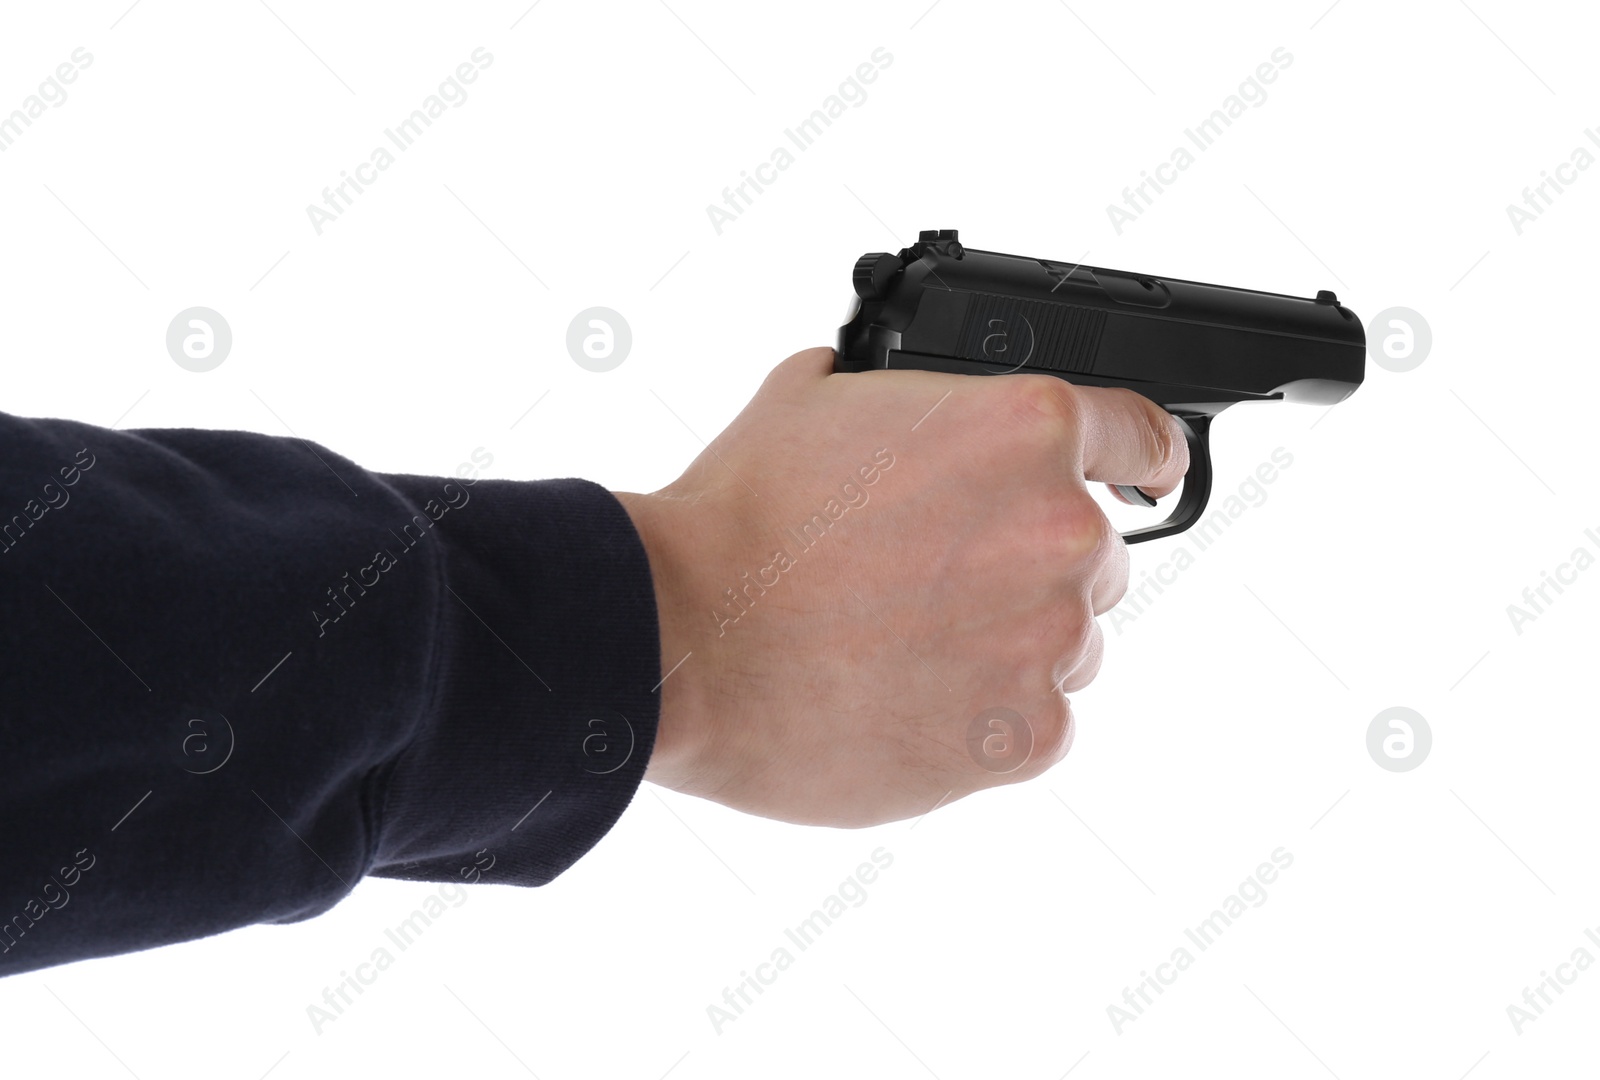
[{"xmin": 839, "ymin": 232, "xmax": 1365, "ymax": 408}]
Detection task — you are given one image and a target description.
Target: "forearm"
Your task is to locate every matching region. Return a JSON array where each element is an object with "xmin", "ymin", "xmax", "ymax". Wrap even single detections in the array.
[{"xmin": 0, "ymin": 411, "xmax": 661, "ymax": 977}]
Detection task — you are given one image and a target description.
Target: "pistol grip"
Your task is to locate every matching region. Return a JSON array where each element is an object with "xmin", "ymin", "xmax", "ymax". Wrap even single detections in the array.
[{"xmin": 1114, "ymin": 412, "xmax": 1214, "ymax": 544}]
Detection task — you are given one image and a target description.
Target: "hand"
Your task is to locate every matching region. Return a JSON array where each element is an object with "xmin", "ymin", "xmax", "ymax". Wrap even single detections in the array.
[{"xmin": 615, "ymin": 347, "xmax": 1188, "ymax": 827}]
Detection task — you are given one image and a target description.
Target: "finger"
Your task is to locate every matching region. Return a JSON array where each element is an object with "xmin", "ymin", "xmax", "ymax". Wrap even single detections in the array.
[
  {"xmin": 1087, "ymin": 527, "xmax": 1130, "ymax": 616},
  {"xmin": 1106, "ymin": 481, "xmax": 1158, "ymax": 506},
  {"xmin": 1034, "ymin": 698, "xmax": 1078, "ymax": 773},
  {"xmin": 1072, "ymin": 386, "xmax": 1190, "ymax": 499},
  {"xmin": 1054, "ymin": 620, "xmax": 1104, "ymax": 695}
]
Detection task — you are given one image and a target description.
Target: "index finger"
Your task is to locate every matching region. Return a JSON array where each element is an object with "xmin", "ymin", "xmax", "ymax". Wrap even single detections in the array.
[{"xmin": 1069, "ymin": 385, "xmax": 1190, "ymax": 499}]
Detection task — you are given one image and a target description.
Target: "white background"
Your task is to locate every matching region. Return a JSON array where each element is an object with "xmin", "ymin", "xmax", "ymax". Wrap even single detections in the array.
[{"xmin": 3, "ymin": 0, "xmax": 1597, "ymax": 1076}]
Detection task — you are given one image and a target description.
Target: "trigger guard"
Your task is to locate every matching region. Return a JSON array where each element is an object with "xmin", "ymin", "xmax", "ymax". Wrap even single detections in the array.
[{"xmin": 1117, "ymin": 413, "xmax": 1214, "ymax": 544}]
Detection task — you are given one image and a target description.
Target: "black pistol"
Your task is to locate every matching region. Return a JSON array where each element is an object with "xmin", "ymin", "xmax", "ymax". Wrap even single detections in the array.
[{"xmin": 836, "ymin": 230, "xmax": 1365, "ymax": 542}]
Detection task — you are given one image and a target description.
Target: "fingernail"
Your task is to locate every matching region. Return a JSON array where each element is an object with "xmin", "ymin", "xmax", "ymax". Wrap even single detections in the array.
[{"xmin": 1113, "ymin": 484, "xmax": 1157, "ymax": 508}]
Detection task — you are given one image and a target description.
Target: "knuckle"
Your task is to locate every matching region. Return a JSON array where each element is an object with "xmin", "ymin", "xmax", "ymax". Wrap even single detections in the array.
[
  {"xmin": 763, "ymin": 347, "xmax": 832, "ymax": 394},
  {"xmin": 1066, "ymin": 650, "xmax": 1105, "ymax": 697},
  {"xmin": 1027, "ymin": 604, "xmax": 1097, "ymax": 688},
  {"xmin": 1049, "ymin": 612, "xmax": 1105, "ymax": 693},
  {"xmin": 1047, "ymin": 490, "xmax": 1118, "ymax": 566},
  {"xmin": 1100, "ymin": 560, "xmax": 1131, "ymax": 612},
  {"xmin": 1066, "ymin": 611, "xmax": 1101, "ymax": 681},
  {"xmin": 1005, "ymin": 375, "xmax": 1083, "ymax": 440},
  {"xmin": 1094, "ymin": 503, "xmax": 1122, "ymax": 562},
  {"xmin": 1097, "ymin": 523, "xmax": 1130, "ymax": 603},
  {"xmin": 1019, "ymin": 700, "xmax": 1075, "ymax": 778},
  {"xmin": 1045, "ymin": 500, "xmax": 1094, "ymax": 560},
  {"xmin": 1081, "ymin": 619, "xmax": 1106, "ymax": 677},
  {"xmin": 1128, "ymin": 391, "xmax": 1180, "ymax": 474},
  {"xmin": 1053, "ymin": 604, "xmax": 1097, "ymax": 663}
]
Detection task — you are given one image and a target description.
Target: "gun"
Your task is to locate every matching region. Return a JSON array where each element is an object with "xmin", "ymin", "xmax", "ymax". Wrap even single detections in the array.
[{"xmin": 836, "ymin": 230, "xmax": 1365, "ymax": 542}]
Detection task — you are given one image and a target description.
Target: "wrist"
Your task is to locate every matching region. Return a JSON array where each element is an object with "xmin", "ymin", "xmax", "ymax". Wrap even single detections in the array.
[{"xmin": 612, "ymin": 489, "xmax": 714, "ymax": 793}]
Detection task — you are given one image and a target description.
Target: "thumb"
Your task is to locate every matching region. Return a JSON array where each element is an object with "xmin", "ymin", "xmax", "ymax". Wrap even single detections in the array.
[{"xmin": 762, "ymin": 347, "xmax": 837, "ymax": 392}]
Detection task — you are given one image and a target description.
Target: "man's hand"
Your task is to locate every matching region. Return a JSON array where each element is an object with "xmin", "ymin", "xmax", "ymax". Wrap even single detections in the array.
[{"xmin": 615, "ymin": 347, "xmax": 1188, "ymax": 828}]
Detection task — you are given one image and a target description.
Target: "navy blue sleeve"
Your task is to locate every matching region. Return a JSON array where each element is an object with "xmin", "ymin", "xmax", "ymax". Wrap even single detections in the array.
[{"xmin": 0, "ymin": 411, "xmax": 662, "ymax": 978}]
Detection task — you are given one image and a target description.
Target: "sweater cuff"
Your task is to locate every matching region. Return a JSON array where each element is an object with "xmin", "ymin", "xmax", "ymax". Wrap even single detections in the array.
[{"xmin": 365, "ymin": 475, "xmax": 661, "ymax": 886}]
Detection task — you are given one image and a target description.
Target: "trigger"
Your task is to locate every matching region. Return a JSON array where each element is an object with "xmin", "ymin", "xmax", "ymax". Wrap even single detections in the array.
[{"xmin": 1113, "ymin": 484, "xmax": 1157, "ymax": 508}]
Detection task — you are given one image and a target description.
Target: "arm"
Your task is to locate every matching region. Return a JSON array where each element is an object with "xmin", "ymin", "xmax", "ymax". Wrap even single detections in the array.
[
  {"xmin": 0, "ymin": 345, "xmax": 1183, "ymax": 976},
  {"xmin": 0, "ymin": 409, "xmax": 659, "ymax": 977}
]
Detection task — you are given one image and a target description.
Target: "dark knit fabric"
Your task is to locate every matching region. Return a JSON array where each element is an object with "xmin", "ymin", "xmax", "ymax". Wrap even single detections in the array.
[{"xmin": 0, "ymin": 411, "xmax": 660, "ymax": 977}]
